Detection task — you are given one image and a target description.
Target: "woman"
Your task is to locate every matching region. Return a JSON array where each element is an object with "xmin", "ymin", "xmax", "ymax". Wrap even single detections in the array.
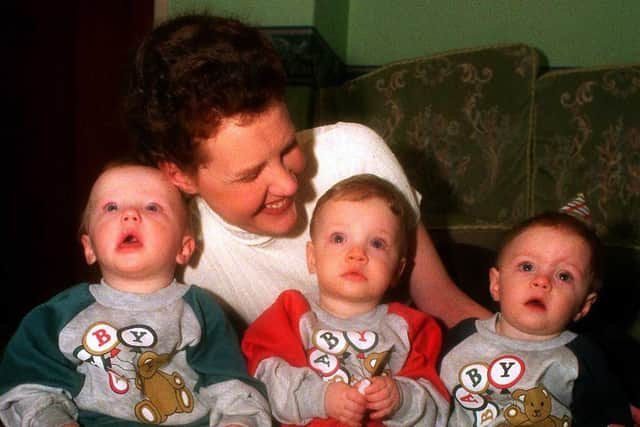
[{"xmin": 125, "ymin": 13, "xmax": 489, "ymax": 328}]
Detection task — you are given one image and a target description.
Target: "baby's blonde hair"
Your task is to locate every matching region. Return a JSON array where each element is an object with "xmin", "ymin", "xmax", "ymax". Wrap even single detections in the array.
[
  {"xmin": 310, "ymin": 174, "xmax": 415, "ymax": 254},
  {"xmin": 78, "ymin": 160, "xmax": 192, "ymax": 238}
]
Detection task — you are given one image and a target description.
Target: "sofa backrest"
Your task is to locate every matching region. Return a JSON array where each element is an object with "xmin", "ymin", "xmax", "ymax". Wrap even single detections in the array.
[
  {"xmin": 314, "ymin": 43, "xmax": 539, "ymax": 250},
  {"xmin": 313, "ymin": 43, "xmax": 640, "ymax": 253},
  {"xmin": 533, "ymin": 65, "xmax": 640, "ymax": 250}
]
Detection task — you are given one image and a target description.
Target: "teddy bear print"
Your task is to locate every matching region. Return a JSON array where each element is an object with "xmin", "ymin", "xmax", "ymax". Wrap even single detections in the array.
[
  {"xmin": 498, "ymin": 384, "xmax": 570, "ymax": 427},
  {"xmin": 134, "ymin": 351, "xmax": 194, "ymax": 424}
]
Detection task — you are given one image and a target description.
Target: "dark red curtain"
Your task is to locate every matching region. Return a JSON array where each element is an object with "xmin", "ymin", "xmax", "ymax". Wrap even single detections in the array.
[{"xmin": 3, "ymin": 1, "xmax": 154, "ymax": 344}]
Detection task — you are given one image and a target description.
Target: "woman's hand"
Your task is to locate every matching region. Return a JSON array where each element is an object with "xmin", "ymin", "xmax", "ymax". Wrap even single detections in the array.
[{"xmin": 325, "ymin": 381, "xmax": 367, "ymax": 427}]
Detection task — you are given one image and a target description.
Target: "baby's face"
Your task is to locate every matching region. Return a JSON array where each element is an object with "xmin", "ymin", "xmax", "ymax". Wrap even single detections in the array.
[
  {"xmin": 489, "ymin": 224, "xmax": 596, "ymax": 340},
  {"xmin": 307, "ymin": 197, "xmax": 406, "ymax": 317},
  {"xmin": 81, "ymin": 165, "xmax": 193, "ymax": 290}
]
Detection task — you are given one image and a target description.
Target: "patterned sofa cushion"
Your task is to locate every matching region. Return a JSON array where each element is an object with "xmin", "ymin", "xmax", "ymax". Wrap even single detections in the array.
[
  {"xmin": 314, "ymin": 44, "xmax": 539, "ymax": 248},
  {"xmin": 533, "ymin": 65, "xmax": 640, "ymax": 248}
]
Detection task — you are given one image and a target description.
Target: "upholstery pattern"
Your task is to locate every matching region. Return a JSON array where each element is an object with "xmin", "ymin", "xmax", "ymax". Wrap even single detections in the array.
[
  {"xmin": 315, "ymin": 44, "xmax": 539, "ymax": 231},
  {"xmin": 534, "ymin": 66, "xmax": 640, "ymax": 248}
]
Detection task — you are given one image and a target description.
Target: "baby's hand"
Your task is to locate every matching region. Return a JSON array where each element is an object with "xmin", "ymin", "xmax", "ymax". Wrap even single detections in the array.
[
  {"xmin": 325, "ymin": 381, "xmax": 367, "ymax": 427},
  {"xmin": 363, "ymin": 376, "xmax": 401, "ymax": 420}
]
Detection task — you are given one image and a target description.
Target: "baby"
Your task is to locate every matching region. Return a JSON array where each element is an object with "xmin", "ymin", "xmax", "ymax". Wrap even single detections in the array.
[
  {"xmin": 242, "ymin": 174, "xmax": 450, "ymax": 426},
  {"xmin": 0, "ymin": 163, "xmax": 270, "ymax": 426},
  {"xmin": 439, "ymin": 196, "xmax": 632, "ymax": 426}
]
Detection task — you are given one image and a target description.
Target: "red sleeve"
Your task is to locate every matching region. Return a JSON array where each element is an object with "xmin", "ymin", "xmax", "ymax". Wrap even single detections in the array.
[
  {"xmin": 241, "ymin": 289, "xmax": 311, "ymax": 375},
  {"xmin": 388, "ymin": 303, "xmax": 450, "ymax": 400}
]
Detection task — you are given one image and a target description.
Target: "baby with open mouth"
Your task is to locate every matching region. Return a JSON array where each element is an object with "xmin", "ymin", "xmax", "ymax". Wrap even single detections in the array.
[{"xmin": 438, "ymin": 201, "xmax": 634, "ymax": 426}]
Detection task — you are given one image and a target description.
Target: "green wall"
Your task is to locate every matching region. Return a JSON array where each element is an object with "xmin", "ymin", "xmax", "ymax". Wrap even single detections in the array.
[
  {"xmin": 166, "ymin": 0, "xmax": 348, "ymax": 58},
  {"xmin": 165, "ymin": 0, "xmax": 639, "ymax": 67},
  {"xmin": 347, "ymin": 0, "xmax": 640, "ymax": 67},
  {"xmin": 167, "ymin": 0, "xmax": 316, "ymax": 26}
]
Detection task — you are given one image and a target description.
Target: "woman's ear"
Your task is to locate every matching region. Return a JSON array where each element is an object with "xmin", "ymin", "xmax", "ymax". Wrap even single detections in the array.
[
  {"xmin": 158, "ymin": 161, "xmax": 198, "ymax": 194},
  {"xmin": 80, "ymin": 234, "xmax": 97, "ymax": 265},
  {"xmin": 489, "ymin": 267, "xmax": 501, "ymax": 303}
]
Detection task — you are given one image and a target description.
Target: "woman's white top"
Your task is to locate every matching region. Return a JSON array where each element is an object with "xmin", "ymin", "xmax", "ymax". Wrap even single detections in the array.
[{"xmin": 182, "ymin": 122, "xmax": 421, "ymax": 325}]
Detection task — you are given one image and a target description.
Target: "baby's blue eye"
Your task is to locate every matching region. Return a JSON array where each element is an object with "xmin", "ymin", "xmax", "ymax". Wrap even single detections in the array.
[
  {"xmin": 370, "ymin": 238, "xmax": 387, "ymax": 250},
  {"xmin": 558, "ymin": 271, "xmax": 573, "ymax": 282},
  {"xmin": 105, "ymin": 202, "xmax": 118, "ymax": 212},
  {"xmin": 519, "ymin": 262, "xmax": 534, "ymax": 272},
  {"xmin": 145, "ymin": 203, "xmax": 160, "ymax": 212},
  {"xmin": 330, "ymin": 233, "xmax": 345, "ymax": 244}
]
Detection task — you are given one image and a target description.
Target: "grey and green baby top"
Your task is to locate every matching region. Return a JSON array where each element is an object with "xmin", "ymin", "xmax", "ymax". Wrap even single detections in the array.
[
  {"xmin": 0, "ymin": 280, "xmax": 270, "ymax": 426},
  {"xmin": 438, "ymin": 314, "xmax": 631, "ymax": 426}
]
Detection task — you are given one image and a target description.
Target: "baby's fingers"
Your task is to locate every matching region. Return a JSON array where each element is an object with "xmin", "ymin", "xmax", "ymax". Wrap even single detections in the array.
[
  {"xmin": 367, "ymin": 401, "xmax": 396, "ymax": 420},
  {"xmin": 337, "ymin": 399, "xmax": 366, "ymax": 427},
  {"xmin": 365, "ymin": 377, "xmax": 401, "ymax": 419}
]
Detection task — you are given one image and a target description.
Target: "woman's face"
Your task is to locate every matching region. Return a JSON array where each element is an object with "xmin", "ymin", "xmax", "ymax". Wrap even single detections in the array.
[{"xmin": 185, "ymin": 101, "xmax": 306, "ymax": 236}]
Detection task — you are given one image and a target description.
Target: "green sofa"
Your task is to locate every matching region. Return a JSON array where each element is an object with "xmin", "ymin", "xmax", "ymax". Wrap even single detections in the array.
[{"xmin": 311, "ymin": 43, "xmax": 640, "ymax": 404}]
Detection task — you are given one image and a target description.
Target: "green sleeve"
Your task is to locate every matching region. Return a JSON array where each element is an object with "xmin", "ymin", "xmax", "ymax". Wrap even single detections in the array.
[
  {"xmin": 182, "ymin": 286, "xmax": 267, "ymax": 397},
  {"xmin": 0, "ymin": 283, "xmax": 95, "ymax": 395},
  {"xmin": 0, "ymin": 284, "xmax": 96, "ymax": 426}
]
